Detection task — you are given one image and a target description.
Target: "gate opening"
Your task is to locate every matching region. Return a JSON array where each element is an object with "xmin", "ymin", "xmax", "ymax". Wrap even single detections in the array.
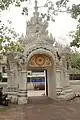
[{"xmin": 27, "ymin": 69, "xmax": 48, "ymax": 97}]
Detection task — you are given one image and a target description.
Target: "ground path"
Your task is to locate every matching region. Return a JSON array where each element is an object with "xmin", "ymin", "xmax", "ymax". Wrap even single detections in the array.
[{"xmin": 0, "ymin": 96, "xmax": 80, "ymax": 120}]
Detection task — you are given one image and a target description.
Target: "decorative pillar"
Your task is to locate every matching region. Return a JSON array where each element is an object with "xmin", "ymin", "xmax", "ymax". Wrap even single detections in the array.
[
  {"xmin": 47, "ymin": 67, "xmax": 56, "ymax": 99},
  {"xmin": 7, "ymin": 62, "xmax": 18, "ymax": 103},
  {"xmin": 56, "ymin": 67, "xmax": 64, "ymax": 96},
  {"xmin": 18, "ymin": 69, "xmax": 27, "ymax": 104},
  {"xmin": 62, "ymin": 69, "xmax": 75, "ymax": 97},
  {"xmin": 56, "ymin": 67, "xmax": 75, "ymax": 100}
]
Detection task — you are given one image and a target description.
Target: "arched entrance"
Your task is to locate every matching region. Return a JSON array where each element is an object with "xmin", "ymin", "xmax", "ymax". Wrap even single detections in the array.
[
  {"xmin": 7, "ymin": 0, "xmax": 75, "ymax": 104},
  {"xmin": 26, "ymin": 50, "xmax": 56, "ymax": 99}
]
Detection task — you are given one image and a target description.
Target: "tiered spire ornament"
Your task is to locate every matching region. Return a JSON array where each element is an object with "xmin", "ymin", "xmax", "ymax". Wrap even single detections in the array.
[
  {"xmin": 34, "ymin": 0, "xmax": 38, "ymax": 13},
  {"xmin": 33, "ymin": 0, "xmax": 39, "ymax": 17},
  {"xmin": 24, "ymin": 0, "xmax": 54, "ymax": 47}
]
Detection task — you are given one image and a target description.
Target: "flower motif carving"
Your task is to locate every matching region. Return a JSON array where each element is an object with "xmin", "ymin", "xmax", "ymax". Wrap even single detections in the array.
[{"xmin": 28, "ymin": 54, "xmax": 52, "ymax": 67}]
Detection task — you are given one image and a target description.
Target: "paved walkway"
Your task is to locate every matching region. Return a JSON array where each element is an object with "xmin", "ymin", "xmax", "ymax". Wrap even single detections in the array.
[
  {"xmin": 27, "ymin": 90, "xmax": 45, "ymax": 96},
  {"xmin": 0, "ymin": 96, "xmax": 80, "ymax": 120}
]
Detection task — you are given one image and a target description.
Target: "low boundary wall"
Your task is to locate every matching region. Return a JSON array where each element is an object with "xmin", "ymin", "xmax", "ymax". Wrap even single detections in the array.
[{"xmin": 69, "ymin": 80, "xmax": 80, "ymax": 93}]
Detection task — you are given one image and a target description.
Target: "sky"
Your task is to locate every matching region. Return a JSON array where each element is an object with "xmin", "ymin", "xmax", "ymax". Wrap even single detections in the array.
[{"xmin": 1, "ymin": 0, "xmax": 80, "ymax": 45}]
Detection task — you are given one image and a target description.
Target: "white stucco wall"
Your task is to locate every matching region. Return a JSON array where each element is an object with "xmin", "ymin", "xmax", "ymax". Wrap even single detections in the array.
[{"xmin": 70, "ymin": 80, "xmax": 80, "ymax": 93}]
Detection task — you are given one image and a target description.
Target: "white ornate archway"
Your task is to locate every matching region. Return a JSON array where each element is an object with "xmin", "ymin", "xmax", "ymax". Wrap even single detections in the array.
[
  {"xmin": 27, "ymin": 51, "xmax": 56, "ymax": 99},
  {"xmin": 7, "ymin": 0, "xmax": 75, "ymax": 104}
]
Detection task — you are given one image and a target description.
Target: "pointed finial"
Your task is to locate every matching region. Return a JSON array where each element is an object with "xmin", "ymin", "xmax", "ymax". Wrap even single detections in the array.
[
  {"xmin": 34, "ymin": 0, "xmax": 38, "ymax": 12},
  {"xmin": 33, "ymin": 0, "xmax": 39, "ymax": 17}
]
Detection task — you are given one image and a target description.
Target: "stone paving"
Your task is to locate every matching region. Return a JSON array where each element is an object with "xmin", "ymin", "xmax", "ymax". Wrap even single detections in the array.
[
  {"xmin": 27, "ymin": 90, "xmax": 45, "ymax": 96},
  {"xmin": 0, "ymin": 96, "xmax": 80, "ymax": 120}
]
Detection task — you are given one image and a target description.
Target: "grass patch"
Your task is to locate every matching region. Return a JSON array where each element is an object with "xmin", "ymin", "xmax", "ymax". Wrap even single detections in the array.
[
  {"xmin": 0, "ymin": 104, "xmax": 14, "ymax": 112},
  {"xmin": 0, "ymin": 106, "xmax": 9, "ymax": 112}
]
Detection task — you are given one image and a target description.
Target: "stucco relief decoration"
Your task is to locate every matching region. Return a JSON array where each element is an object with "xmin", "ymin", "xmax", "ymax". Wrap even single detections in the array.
[
  {"xmin": 23, "ymin": 0, "xmax": 55, "ymax": 48},
  {"xmin": 35, "ymin": 55, "xmax": 45, "ymax": 66},
  {"xmin": 28, "ymin": 54, "xmax": 51, "ymax": 67}
]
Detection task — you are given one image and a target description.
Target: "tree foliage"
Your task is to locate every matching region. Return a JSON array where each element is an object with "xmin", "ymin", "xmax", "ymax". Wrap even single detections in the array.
[
  {"xmin": 0, "ymin": 0, "xmax": 29, "ymax": 54},
  {"xmin": 0, "ymin": 21, "xmax": 23, "ymax": 53},
  {"xmin": 3, "ymin": 40, "xmax": 24, "ymax": 53},
  {"xmin": 70, "ymin": 25, "xmax": 80, "ymax": 48},
  {"xmin": 0, "ymin": 0, "xmax": 28, "ymax": 10},
  {"xmin": 0, "ymin": 0, "xmax": 79, "ymax": 21},
  {"xmin": 0, "ymin": 0, "xmax": 69, "ymax": 19},
  {"xmin": 70, "ymin": 53, "xmax": 80, "ymax": 70},
  {"xmin": 68, "ymin": 3, "xmax": 80, "ymax": 48},
  {"xmin": 69, "ymin": 4, "xmax": 80, "ymax": 22}
]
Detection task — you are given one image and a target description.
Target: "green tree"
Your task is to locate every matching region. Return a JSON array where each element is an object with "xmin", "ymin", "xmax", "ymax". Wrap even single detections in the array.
[
  {"xmin": 0, "ymin": 20, "xmax": 23, "ymax": 53},
  {"xmin": 2, "ymin": 40, "xmax": 24, "ymax": 53},
  {"xmin": 0, "ymin": 0, "xmax": 68, "ymax": 21},
  {"xmin": 0, "ymin": 0, "xmax": 79, "ymax": 21},
  {"xmin": 0, "ymin": 0, "xmax": 28, "ymax": 10},
  {"xmin": 69, "ymin": 4, "xmax": 80, "ymax": 22},
  {"xmin": 70, "ymin": 25, "xmax": 80, "ymax": 48},
  {"xmin": 0, "ymin": 0, "xmax": 28, "ymax": 54},
  {"xmin": 68, "ymin": 2, "xmax": 80, "ymax": 48},
  {"xmin": 0, "ymin": 19, "xmax": 24, "ymax": 53},
  {"xmin": 70, "ymin": 53, "xmax": 80, "ymax": 70}
]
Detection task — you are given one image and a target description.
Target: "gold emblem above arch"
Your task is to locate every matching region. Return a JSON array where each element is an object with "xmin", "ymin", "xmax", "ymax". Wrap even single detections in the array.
[{"xmin": 28, "ymin": 54, "xmax": 52, "ymax": 67}]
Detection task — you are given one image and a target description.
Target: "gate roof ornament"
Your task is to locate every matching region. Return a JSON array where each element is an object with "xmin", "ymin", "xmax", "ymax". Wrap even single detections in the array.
[
  {"xmin": 23, "ymin": 0, "xmax": 55, "ymax": 49},
  {"xmin": 20, "ymin": 0, "xmax": 68, "ymax": 67},
  {"xmin": 34, "ymin": 0, "xmax": 39, "ymax": 17}
]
